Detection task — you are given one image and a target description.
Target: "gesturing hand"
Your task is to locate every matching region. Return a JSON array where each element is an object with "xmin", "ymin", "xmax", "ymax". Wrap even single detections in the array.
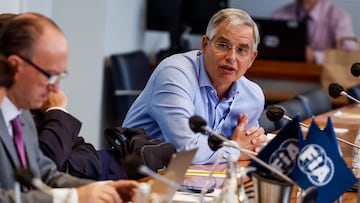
[{"xmin": 231, "ymin": 114, "xmax": 266, "ymax": 160}]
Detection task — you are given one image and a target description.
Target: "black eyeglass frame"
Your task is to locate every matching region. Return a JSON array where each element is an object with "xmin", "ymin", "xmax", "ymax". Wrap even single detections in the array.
[{"xmin": 16, "ymin": 54, "xmax": 67, "ymax": 84}]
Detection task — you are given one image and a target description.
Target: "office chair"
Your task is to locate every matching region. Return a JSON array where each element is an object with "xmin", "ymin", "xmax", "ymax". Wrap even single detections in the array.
[
  {"xmin": 101, "ymin": 50, "xmax": 152, "ymax": 148},
  {"xmin": 347, "ymin": 84, "xmax": 360, "ymax": 103},
  {"xmin": 294, "ymin": 88, "xmax": 332, "ymax": 116}
]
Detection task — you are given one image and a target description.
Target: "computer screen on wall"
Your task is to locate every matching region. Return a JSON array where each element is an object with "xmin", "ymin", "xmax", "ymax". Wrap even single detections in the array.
[
  {"xmin": 146, "ymin": 0, "xmax": 228, "ymax": 59},
  {"xmin": 182, "ymin": 0, "xmax": 228, "ymax": 34}
]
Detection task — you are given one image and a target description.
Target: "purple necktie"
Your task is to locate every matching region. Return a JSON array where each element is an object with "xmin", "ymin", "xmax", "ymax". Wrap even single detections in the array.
[{"xmin": 11, "ymin": 115, "xmax": 27, "ymax": 168}]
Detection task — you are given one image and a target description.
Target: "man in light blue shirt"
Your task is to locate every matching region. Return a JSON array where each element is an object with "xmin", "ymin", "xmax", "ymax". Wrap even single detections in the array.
[{"xmin": 123, "ymin": 8, "xmax": 266, "ymax": 164}]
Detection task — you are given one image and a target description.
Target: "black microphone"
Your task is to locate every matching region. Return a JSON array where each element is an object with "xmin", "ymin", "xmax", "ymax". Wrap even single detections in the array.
[
  {"xmin": 189, "ymin": 115, "xmax": 295, "ymax": 184},
  {"xmin": 351, "ymin": 63, "xmax": 360, "ymax": 77},
  {"xmin": 328, "ymin": 83, "xmax": 360, "ymax": 104},
  {"xmin": 14, "ymin": 167, "xmax": 52, "ymax": 195},
  {"xmin": 207, "ymin": 135, "xmax": 224, "ymax": 151},
  {"xmin": 266, "ymin": 106, "xmax": 360, "ymax": 150},
  {"xmin": 266, "ymin": 106, "xmax": 309, "ymax": 128}
]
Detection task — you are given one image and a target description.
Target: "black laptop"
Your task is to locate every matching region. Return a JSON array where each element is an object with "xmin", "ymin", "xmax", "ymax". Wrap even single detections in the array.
[{"xmin": 253, "ymin": 17, "xmax": 306, "ymax": 62}]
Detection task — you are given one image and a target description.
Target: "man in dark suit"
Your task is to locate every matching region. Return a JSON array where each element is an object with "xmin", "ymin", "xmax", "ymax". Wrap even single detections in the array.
[
  {"xmin": 32, "ymin": 90, "xmax": 128, "ymax": 181},
  {"xmin": 32, "ymin": 90, "xmax": 102, "ymax": 180},
  {"xmin": 0, "ymin": 12, "xmax": 137, "ymax": 203}
]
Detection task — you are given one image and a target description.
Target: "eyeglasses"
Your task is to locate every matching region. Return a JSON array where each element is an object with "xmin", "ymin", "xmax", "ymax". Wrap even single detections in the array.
[
  {"xmin": 209, "ymin": 39, "xmax": 252, "ymax": 58},
  {"xmin": 16, "ymin": 54, "xmax": 68, "ymax": 85}
]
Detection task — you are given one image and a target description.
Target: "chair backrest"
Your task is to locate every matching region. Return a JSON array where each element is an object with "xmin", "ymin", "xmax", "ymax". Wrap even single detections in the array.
[
  {"xmin": 294, "ymin": 88, "xmax": 332, "ymax": 116},
  {"xmin": 347, "ymin": 84, "xmax": 360, "ymax": 103},
  {"xmin": 110, "ymin": 50, "xmax": 152, "ymax": 94},
  {"xmin": 101, "ymin": 51, "xmax": 152, "ymax": 148}
]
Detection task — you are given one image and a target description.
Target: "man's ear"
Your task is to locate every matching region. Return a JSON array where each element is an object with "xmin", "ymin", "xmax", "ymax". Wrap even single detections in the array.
[{"xmin": 7, "ymin": 55, "xmax": 20, "ymax": 71}]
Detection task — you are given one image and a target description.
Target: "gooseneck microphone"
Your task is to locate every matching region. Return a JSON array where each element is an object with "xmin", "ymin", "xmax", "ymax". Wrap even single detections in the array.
[
  {"xmin": 328, "ymin": 83, "xmax": 360, "ymax": 104},
  {"xmin": 189, "ymin": 115, "xmax": 295, "ymax": 184},
  {"xmin": 351, "ymin": 63, "xmax": 360, "ymax": 77},
  {"xmin": 266, "ymin": 106, "xmax": 360, "ymax": 150},
  {"xmin": 266, "ymin": 106, "xmax": 309, "ymax": 128},
  {"xmin": 14, "ymin": 167, "xmax": 52, "ymax": 195}
]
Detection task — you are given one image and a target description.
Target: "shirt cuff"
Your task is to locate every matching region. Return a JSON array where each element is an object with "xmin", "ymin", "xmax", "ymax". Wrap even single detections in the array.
[
  {"xmin": 46, "ymin": 107, "xmax": 69, "ymax": 113},
  {"xmin": 52, "ymin": 188, "xmax": 78, "ymax": 203}
]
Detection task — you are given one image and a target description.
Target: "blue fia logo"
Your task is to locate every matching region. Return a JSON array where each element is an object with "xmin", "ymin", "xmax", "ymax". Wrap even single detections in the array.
[
  {"xmin": 297, "ymin": 144, "xmax": 334, "ymax": 186},
  {"xmin": 269, "ymin": 138, "xmax": 299, "ymax": 175}
]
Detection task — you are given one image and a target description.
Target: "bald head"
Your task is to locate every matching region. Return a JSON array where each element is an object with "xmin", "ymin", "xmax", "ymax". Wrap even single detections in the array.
[
  {"xmin": 0, "ymin": 12, "xmax": 69, "ymax": 109},
  {"xmin": 0, "ymin": 12, "xmax": 64, "ymax": 58}
]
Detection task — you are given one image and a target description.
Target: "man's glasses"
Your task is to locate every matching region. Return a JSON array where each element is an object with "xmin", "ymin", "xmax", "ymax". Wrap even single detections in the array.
[
  {"xmin": 209, "ymin": 39, "xmax": 252, "ymax": 58},
  {"xmin": 16, "ymin": 54, "xmax": 67, "ymax": 85}
]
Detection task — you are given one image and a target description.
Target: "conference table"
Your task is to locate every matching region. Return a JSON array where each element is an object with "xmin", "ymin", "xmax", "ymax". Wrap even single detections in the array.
[{"xmin": 184, "ymin": 103, "xmax": 360, "ymax": 202}]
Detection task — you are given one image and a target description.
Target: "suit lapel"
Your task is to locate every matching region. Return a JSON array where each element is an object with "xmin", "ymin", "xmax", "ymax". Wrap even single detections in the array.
[{"xmin": 0, "ymin": 109, "xmax": 21, "ymax": 167}]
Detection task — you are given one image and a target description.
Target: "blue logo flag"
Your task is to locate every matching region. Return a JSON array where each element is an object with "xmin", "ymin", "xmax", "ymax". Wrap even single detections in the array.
[
  {"xmin": 290, "ymin": 118, "xmax": 357, "ymax": 203},
  {"xmin": 249, "ymin": 116, "xmax": 356, "ymax": 203},
  {"xmin": 248, "ymin": 117, "xmax": 301, "ymax": 176}
]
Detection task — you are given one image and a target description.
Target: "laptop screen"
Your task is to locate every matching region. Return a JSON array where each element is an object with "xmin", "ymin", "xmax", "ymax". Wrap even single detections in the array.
[
  {"xmin": 253, "ymin": 17, "xmax": 306, "ymax": 62},
  {"xmin": 150, "ymin": 148, "xmax": 198, "ymax": 199}
]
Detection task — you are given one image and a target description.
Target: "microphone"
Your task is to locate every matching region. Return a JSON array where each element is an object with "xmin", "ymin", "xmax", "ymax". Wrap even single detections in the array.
[
  {"xmin": 14, "ymin": 167, "xmax": 52, "ymax": 195},
  {"xmin": 266, "ymin": 106, "xmax": 360, "ymax": 150},
  {"xmin": 266, "ymin": 106, "xmax": 309, "ymax": 128},
  {"xmin": 351, "ymin": 63, "xmax": 360, "ymax": 77},
  {"xmin": 189, "ymin": 115, "xmax": 295, "ymax": 184},
  {"xmin": 328, "ymin": 83, "xmax": 360, "ymax": 104}
]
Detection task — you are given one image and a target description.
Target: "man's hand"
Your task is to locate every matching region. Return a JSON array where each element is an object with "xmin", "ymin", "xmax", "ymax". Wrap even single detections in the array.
[
  {"xmin": 305, "ymin": 46, "xmax": 315, "ymax": 63},
  {"xmin": 108, "ymin": 180, "xmax": 138, "ymax": 202},
  {"xmin": 40, "ymin": 90, "xmax": 67, "ymax": 112},
  {"xmin": 77, "ymin": 182, "xmax": 122, "ymax": 203},
  {"xmin": 231, "ymin": 114, "xmax": 266, "ymax": 160}
]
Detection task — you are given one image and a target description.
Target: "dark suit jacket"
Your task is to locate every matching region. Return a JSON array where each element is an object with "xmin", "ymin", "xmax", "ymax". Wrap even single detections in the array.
[
  {"xmin": 0, "ymin": 110, "xmax": 92, "ymax": 203},
  {"xmin": 32, "ymin": 109, "xmax": 101, "ymax": 180}
]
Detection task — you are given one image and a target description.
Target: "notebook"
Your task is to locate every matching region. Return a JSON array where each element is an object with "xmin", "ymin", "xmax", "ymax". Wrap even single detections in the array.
[
  {"xmin": 150, "ymin": 148, "xmax": 198, "ymax": 199},
  {"xmin": 253, "ymin": 17, "xmax": 306, "ymax": 62}
]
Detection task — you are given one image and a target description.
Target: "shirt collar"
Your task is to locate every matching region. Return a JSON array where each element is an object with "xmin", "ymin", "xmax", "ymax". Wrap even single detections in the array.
[
  {"xmin": 1, "ymin": 96, "xmax": 21, "ymax": 125},
  {"xmin": 198, "ymin": 53, "xmax": 212, "ymax": 88},
  {"xmin": 308, "ymin": 0, "xmax": 323, "ymax": 22},
  {"xmin": 297, "ymin": 0, "xmax": 322, "ymax": 22}
]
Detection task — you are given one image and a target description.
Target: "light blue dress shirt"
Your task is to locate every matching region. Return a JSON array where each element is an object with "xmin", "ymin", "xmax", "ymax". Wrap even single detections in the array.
[{"xmin": 123, "ymin": 50, "xmax": 265, "ymax": 164}]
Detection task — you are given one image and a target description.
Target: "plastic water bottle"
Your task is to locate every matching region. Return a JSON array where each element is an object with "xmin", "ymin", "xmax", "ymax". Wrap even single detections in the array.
[
  {"xmin": 352, "ymin": 127, "xmax": 360, "ymax": 177},
  {"xmin": 134, "ymin": 182, "xmax": 151, "ymax": 203},
  {"xmin": 217, "ymin": 155, "xmax": 239, "ymax": 203}
]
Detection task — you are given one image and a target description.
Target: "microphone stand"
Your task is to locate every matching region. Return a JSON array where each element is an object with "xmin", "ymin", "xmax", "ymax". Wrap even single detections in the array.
[
  {"xmin": 14, "ymin": 182, "xmax": 21, "ymax": 203},
  {"xmin": 341, "ymin": 91, "xmax": 360, "ymax": 104},
  {"xmin": 203, "ymin": 125, "xmax": 295, "ymax": 185},
  {"xmin": 281, "ymin": 115, "xmax": 360, "ymax": 150}
]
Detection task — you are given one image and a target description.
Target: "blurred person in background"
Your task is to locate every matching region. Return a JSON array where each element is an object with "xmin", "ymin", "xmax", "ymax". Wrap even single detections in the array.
[{"xmin": 272, "ymin": 0, "xmax": 358, "ymax": 64}]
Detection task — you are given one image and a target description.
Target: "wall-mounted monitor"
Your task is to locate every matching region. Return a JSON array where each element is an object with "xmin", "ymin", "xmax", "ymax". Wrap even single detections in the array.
[{"xmin": 146, "ymin": 0, "xmax": 228, "ymax": 61}]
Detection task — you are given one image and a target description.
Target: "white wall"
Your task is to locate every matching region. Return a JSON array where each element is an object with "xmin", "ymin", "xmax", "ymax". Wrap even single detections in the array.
[
  {"xmin": 51, "ymin": 0, "xmax": 145, "ymax": 148},
  {"xmin": 51, "ymin": 1, "xmax": 106, "ymax": 148}
]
